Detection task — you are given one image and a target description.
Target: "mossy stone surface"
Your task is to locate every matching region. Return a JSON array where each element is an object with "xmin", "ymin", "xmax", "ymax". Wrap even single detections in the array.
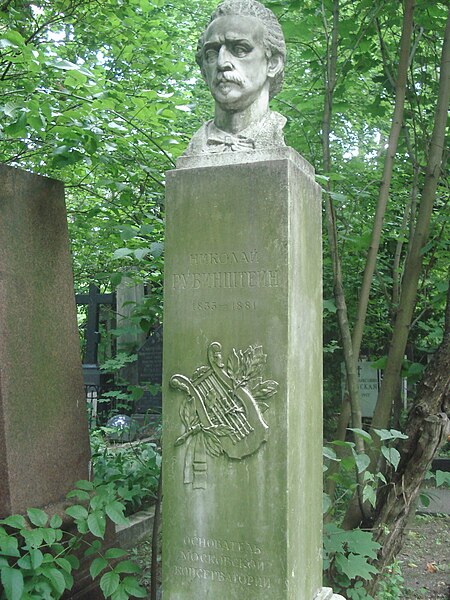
[{"xmin": 162, "ymin": 149, "xmax": 323, "ymax": 599}]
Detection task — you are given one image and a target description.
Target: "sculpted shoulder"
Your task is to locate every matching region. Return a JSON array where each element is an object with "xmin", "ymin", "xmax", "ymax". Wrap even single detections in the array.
[{"xmin": 184, "ymin": 111, "xmax": 286, "ymax": 156}]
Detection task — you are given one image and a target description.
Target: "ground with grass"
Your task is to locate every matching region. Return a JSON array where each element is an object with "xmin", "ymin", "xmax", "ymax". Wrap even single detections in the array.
[
  {"xmin": 398, "ymin": 513, "xmax": 449, "ymax": 599},
  {"xmin": 131, "ymin": 513, "xmax": 450, "ymax": 599}
]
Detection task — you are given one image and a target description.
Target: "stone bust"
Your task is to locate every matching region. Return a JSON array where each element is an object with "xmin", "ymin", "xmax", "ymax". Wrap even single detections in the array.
[{"xmin": 184, "ymin": 0, "xmax": 286, "ymax": 156}]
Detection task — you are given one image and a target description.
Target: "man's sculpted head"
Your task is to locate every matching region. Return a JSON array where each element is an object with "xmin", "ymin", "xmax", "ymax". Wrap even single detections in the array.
[{"xmin": 196, "ymin": 0, "xmax": 286, "ymax": 100}]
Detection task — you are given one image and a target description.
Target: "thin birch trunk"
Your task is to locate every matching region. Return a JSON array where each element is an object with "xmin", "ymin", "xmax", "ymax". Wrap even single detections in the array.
[
  {"xmin": 371, "ymin": 6, "xmax": 450, "ymax": 431},
  {"xmin": 351, "ymin": 0, "xmax": 416, "ymax": 364},
  {"xmin": 332, "ymin": 1, "xmax": 416, "ymax": 447}
]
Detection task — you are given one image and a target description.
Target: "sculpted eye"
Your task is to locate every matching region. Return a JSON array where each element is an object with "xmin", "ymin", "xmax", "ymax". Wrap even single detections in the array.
[
  {"xmin": 232, "ymin": 44, "xmax": 250, "ymax": 57},
  {"xmin": 204, "ymin": 48, "xmax": 219, "ymax": 63}
]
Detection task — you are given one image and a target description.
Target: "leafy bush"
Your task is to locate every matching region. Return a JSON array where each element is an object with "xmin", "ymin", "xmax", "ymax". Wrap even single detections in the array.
[
  {"xmin": 323, "ymin": 524, "xmax": 379, "ymax": 599},
  {"xmin": 323, "ymin": 428, "xmax": 409, "ymax": 596},
  {"xmin": 90, "ymin": 429, "xmax": 161, "ymax": 515},
  {"xmin": 0, "ymin": 480, "xmax": 147, "ymax": 600}
]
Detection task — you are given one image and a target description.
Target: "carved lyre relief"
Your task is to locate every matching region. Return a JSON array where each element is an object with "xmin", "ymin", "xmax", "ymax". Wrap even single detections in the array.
[{"xmin": 170, "ymin": 342, "xmax": 278, "ymax": 489}]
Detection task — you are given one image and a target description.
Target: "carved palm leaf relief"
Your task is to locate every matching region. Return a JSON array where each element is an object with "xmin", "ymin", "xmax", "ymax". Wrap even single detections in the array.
[{"xmin": 170, "ymin": 342, "xmax": 278, "ymax": 489}]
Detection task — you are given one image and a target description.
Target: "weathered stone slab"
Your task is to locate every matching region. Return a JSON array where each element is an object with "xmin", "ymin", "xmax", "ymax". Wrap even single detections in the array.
[
  {"xmin": 0, "ymin": 165, "xmax": 91, "ymax": 516},
  {"xmin": 162, "ymin": 148, "xmax": 323, "ymax": 599}
]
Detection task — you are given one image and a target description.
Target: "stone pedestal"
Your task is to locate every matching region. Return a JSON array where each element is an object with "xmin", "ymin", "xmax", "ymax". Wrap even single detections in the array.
[
  {"xmin": 162, "ymin": 148, "xmax": 323, "ymax": 599},
  {"xmin": 0, "ymin": 165, "xmax": 91, "ymax": 516}
]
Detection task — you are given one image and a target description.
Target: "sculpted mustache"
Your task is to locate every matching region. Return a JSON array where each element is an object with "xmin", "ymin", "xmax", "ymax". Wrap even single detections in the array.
[{"xmin": 216, "ymin": 72, "xmax": 244, "ymax": 86}]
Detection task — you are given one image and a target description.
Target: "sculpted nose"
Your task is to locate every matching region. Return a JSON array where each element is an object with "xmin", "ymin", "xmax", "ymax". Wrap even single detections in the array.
[{"xmin": 217, "ymin": 46, "xmax": 232, "ymax": 70}]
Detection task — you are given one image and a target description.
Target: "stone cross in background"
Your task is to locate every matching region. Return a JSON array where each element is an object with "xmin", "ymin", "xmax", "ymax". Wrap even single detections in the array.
[{"xmin": 0, "ymin": 165, "xmax": 91, "ymax": 516}]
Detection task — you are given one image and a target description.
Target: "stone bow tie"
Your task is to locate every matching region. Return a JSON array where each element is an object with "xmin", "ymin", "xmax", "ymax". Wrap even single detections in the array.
[{"xmin": 206, "ymin": 133, "xmax": 256, "ymax": 152}]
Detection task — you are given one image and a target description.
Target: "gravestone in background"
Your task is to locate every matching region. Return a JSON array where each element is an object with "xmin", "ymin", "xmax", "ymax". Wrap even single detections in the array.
[
  {"xmin": 116, "ymin": 274, "xmax": 146, "ymax": 384},
  {"xmin": 136, "ymin": 326, "xmax": 163, "ymax": 412},
  {"xmin": 0, "ymin": 165, "xmax": 91, "ymax": 515}
]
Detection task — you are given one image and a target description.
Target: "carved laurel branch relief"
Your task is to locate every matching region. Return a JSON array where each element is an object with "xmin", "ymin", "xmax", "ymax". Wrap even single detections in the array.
[{"xmin": 170, "ymin": 342, "xmax": 278, "ymax": 489}]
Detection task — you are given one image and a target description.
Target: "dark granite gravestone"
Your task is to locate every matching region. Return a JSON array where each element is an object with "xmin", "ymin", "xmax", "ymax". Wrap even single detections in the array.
[{"xmin": 136, "ymin": 326, "xmax": 163, "ymax": 412}]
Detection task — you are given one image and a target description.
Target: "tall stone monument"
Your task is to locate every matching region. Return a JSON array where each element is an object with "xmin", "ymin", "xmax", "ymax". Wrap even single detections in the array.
[
  {"xmin": 0, "ymin": 165, "xmax": 91, "ymax": 516},
  {"xmin": 162, "ymin": 2, "xmax": 343, "ymax": 598}
]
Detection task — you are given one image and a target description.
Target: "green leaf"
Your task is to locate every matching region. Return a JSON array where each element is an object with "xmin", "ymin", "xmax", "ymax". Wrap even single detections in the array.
[
  {"xmin": 27, "ymin": 508, "xmax": 48, "ymax": 527},
  {"xmin": 42, "ymin": 567, "xmax": 67, "ymax": 595},
  {"xmin": 90, "ymin": 557, "xmax": 108, "ymax": 579},
  {"xmin": 419, "ymin": 492, "xmax": 431, "ymax": 507},
  {"xmin": 21, "ymin": 528, "xmax": 44, "ymax": 548},
  {"xmin": 348, "ymin": 428, "xmax": 372, "ymax": 443},
  {"xmin": 323, "ymin": 446, "xmax": 339, "ymax": 461},
  {"xmin": 104, "ymin": 547, "xmax": 128, "ymax": 560},
  {"xmin": 323, "ymin": 493, "xmax": 332, "ymax": 514},
  {"xmin": 134, "ymin": 248, "xmax": 150, "ymax": 260},
  {"xmin": 150, "ymin": 241, "xmax": 164, "ymax": 257},
  {"xmin": 122, "ymin": 575, "xmax": 148, "ymax": 597},
  {"xmin": 1, "ymin": 30, "xmax": 25, "ymax": 47},
  {"xmin": 111, "ymin": 587, "xmax": 129, "ymax": 600},
  {"xmin": 50, "ymin": 514, "xmax": 63, "ymax": 529},
  {"xmin": 30, "ymin": 548, "xmax": 44, "ymax": 570},
  {"xmin": 100, "ymin": 571, "xmax": 120, "ymax": 597},
  {"xmin": 88, "ymin": 511, "xmax": 106, "ymax": 538},
  {"xmin": 323, "ymin": 299, "xmax": 337, "ymax": 313},
  {"xmin": 1, "ymin": 567, "xmax": 24, "ymax": 600},
  {"xmin": 1, "ymin": 515, "xmax": 26, "ymax": 529},
  {"xmin": 363, "ymin": 484, "xmax": 377, "ymax": 508},
  {"xmin": 0, "ymin": 536, "xmax": 20, "ymax": 557},
  {"xmin": 381, "ymin": 446, "xmax": 401, "ymax": 470},
  {"xmin": 336, "ymin": 554, "xmax": 378, "ymax": 581},
  {"xmin": 74, "ymin": 480, "xmax": 95, "ymax": 491},
  {"xmin": 354, "ymin": 452, "xmax": 370, "ymax": 474},
  {"xmin": 113, "ymin": 560, "xmax": 140, "ymax": 574},
  {"xmin": 374, "ymin": 428, "xmax": 396, "ymax": 441},
  {"xmin": 55, "ymin": 557, "xmax": 72, "ymax": 573},
  {"xmin": 345, "ymin": 529, "xmax": 381, "ymax": 559},
  {"xmin": 65, "ymin": 505, "xmax": 89, "ymax": 521},
  {"xmin": 66, "ymin": 489, "xmax": 91, "ymax": 501},
  {"xmin": 435, "ymin": 470, "xmax": 450, "ymax": 488},
  {"xmin": 113, "ymin": 248, "xmax": 133, "ymax": 259},
  {"xmin": 17, "ymin": 555, "xmax": 31, "ymax": 570}
]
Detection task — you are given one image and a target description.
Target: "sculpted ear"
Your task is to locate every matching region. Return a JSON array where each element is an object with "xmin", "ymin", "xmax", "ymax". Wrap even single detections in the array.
[{"xmin": 267, "ymin": 54, "xmax": 283, "ymax": 79}]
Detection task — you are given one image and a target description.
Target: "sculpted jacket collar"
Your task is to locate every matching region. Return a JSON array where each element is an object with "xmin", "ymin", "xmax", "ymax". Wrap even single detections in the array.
[{"xmin": 184, "ymin": 110, "xmax": 286, "ymax": 155}]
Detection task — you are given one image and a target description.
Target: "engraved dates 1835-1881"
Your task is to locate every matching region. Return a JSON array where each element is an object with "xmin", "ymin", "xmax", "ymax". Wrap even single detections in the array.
[{"xmin": 170, "ymin": 342, "xmax": 278, "ymax": 489}]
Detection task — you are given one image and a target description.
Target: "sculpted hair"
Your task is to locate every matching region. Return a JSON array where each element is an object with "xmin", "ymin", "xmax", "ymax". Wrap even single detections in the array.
[{"xmin": 196, "ymin": 0, "xmax": 286, "ymax": 98}]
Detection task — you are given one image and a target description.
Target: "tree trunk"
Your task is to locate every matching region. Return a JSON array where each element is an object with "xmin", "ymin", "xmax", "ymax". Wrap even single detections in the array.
[
  {"xmin": 344, "ymin": 4, "xmax": 450, "ymax": 528},
  {"xmin": 333, "ymin": 0, "xmax": 415, "ymax": 449},
  {"xmin": 352, "ymin": 0, "xmax": 415, "ymax": 363},
  {"xmin": 365, "ymin": 282, "xmax": 450, "ymax": 594},
  {"xmin": 371, "ymin": 6, "xmax": 450, "ymax": 431}
]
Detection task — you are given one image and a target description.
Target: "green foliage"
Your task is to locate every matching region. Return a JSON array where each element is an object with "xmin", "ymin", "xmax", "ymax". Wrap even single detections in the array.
[
  {"xmin": 90, "ymin": 430, "xmax": 161, "ymax": 515},
  {"xmin": 0, "ymin": 480, "xmax": 147, "ymax": 600},
  {"xmin": 323, "ymin": 428, "xmax": 410, "ymax": 593},
  {"xmin": 323, "ymin": 524, "xmax": 379, "ymax": 599},
  {"xmin": 323, "ymin": 428, "xmax": 409, "ymax": 517},
  {"xmin": 376, "ymin": 561, "xmax": 405, "ymax": 599}
]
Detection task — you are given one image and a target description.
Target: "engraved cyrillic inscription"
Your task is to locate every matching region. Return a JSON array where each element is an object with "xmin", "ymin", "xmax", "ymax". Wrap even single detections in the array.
[
  {"xmin": 173, "ymin": 536, "xmax": 272, "ymax": 590},
  {"xmin": 173, "ymin": 566, "xmax": 271, "ymax": 589},
  {"xmin": 172, "ymin": 269, "xmax": 280, "ymax": 290},
  {"xmin": 189, "ymin": 250, "xmax": 259, "ymax": 266}
]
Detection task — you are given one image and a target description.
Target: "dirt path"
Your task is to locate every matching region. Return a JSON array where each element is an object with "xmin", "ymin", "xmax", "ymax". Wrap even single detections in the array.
[{"xmin": 398, "ymin": 514, "xmax": 450, "ymax": 599}]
